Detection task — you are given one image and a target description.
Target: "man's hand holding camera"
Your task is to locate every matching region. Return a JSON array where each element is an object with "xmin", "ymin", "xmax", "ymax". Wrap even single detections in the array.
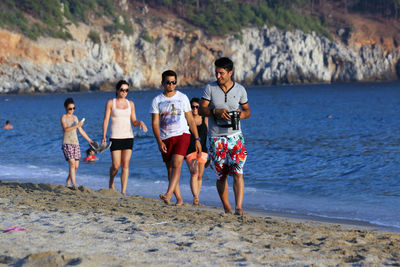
[{"xmin": 213, "ymin": 108, "xmax": 242, "ymax": 120}]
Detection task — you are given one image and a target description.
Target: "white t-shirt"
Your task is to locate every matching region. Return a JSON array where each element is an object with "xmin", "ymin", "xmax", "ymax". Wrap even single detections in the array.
[{"xmin": 150, "ymin": 91, "xmax": 191, "ymax": 140}]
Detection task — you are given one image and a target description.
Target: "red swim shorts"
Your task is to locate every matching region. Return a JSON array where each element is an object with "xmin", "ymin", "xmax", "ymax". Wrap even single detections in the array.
[{"xmin": 161, "ymin": 133, "xmax": 190, "ymax": 162}]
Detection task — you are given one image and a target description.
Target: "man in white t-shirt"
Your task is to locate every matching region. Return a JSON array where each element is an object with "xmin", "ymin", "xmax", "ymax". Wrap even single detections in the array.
[{"xmin": 150, "ymin": 70, "xmax": 202, "ymax": 205}]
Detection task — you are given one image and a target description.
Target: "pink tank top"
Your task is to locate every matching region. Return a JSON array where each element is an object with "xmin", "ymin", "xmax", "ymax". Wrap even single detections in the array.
[{"xmin": 110, "ymin": 99, "xmax": 134, "ymax": 139}]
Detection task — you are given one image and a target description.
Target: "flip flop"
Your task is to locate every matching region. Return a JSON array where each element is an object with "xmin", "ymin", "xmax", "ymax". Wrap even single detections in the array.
[
  {"xmin": 90, "ymin": 141, "xmax": 100, "ymax": 153},
  {"xmin": 3, "ymin": 227, "xmax": 25, "ymax": 233},
  {"xmin": 97, "ymin": 141, "xmax": 112, "ymax": 153}
]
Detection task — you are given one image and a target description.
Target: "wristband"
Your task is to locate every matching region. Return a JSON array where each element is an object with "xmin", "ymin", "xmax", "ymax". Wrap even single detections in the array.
[{"xmin": 195, "ymin": 137, "xmax": 201, "ymax": 141}]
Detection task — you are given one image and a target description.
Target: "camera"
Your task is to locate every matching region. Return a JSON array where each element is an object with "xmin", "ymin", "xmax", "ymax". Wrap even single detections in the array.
[{"xmin": 228, "ymin": 111, "xmax": 240, "ymax": 130}]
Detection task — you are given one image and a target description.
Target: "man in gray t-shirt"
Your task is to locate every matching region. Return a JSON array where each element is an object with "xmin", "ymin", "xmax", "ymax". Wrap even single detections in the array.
[{"xmin": 200, "ymin": 57, "xmax": 251, "ymax": 216}]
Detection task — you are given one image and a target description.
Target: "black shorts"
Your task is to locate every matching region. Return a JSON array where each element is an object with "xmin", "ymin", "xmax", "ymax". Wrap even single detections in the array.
[{"xmin": 110, "ymin": 138, "xmax": 134, "ymax": 151}]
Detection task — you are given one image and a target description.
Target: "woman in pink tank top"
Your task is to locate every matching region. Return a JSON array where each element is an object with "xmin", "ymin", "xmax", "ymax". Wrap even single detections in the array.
[{"xmin": 102, "ymin": 80, "xmax": 148, "ymax": 195}]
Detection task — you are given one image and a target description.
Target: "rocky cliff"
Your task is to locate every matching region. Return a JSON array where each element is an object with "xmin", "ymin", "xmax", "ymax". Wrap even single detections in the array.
[{"xmin": 0, "ymin": 15, "xmax": 399, "ymax": 94}]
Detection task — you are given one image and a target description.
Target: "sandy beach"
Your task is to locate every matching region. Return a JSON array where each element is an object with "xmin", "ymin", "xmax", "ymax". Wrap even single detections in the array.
[{"xmin": 0, "ymin": 180, "xmax": 399, "ymax": 266}]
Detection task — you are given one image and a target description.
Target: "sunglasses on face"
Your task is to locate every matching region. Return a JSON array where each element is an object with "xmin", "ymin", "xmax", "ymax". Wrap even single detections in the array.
[
  {"xmin": 165, "ymin": 80, "xmax": 177, "ymax": 85},
  {"xmin": 68, "ymin": 107, "xmax": 75, "ymax": 111},
  {"xmin": 119, "ymin": 88, "xmax": 129, "ymax": 92},
  {"xmin": 191, "ymin": 105, "xmax": 199, "ymax": 109}
]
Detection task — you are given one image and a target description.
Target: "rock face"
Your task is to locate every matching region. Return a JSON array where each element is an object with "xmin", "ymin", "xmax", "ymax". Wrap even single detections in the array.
[
  {"xmin": 232, "ymin": 27, "xmax": 399, "ymax": 85},
  {"xmin": 0, "ymin": 19, "xmax": 399, "ymax": 94}
]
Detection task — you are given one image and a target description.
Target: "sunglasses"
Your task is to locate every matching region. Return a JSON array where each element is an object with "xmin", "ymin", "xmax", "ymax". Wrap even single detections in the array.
[
  {"xmin": 165, "ymin": 80, "xmax": 177, "ymax": 85},
  {"xmin": 68, "ymin": 107, "xmax": 75, "ymax": 111},
  {"xmin": 191, "ymin": 105, "xmax": 199, "ymax": 109},
  {"xmin": 119, "ymin": 88, "xmax": 129, "ymax": 92}
]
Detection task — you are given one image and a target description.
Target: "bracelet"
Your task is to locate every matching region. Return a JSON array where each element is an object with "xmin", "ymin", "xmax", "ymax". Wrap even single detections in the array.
[{"xmin": 195, "ymin": 137, "xmax": 201, "ymax": 141}]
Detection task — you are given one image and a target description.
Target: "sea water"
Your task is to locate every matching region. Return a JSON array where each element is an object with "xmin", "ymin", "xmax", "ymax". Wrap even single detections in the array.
[{"xmin": 1, "ymin": 82, "xmax": 399, "ymax": 230}]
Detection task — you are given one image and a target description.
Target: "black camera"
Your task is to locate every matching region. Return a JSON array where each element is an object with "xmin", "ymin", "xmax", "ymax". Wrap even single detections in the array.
[{"xmin": 228, "ymin": 111, "xmax": 240, "ymax": 130}]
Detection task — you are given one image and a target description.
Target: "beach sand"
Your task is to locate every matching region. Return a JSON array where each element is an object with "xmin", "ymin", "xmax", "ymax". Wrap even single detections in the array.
[{"xmin": 0, "ymin": 180, "xmax": 399, "ymax": 266}]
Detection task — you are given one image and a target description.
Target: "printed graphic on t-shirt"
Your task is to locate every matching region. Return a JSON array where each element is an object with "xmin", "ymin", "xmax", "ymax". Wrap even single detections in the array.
[{"xmin": 159, "ymin": 100, "xmax": 183, "ymax": 131}]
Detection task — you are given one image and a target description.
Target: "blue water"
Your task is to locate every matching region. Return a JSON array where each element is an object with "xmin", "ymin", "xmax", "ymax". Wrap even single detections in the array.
[{"xmin": 1, "ymin": 82, "xmax": 400, "ymax": 230}]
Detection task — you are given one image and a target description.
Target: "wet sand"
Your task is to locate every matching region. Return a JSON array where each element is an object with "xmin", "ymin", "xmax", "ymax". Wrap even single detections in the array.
[{"xmin": 0, "ymin": 180, "xmax": 399, "ymax": 266}]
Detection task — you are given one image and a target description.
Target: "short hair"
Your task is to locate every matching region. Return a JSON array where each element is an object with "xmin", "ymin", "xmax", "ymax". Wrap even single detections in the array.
[
  {"xmin": 214, "ymin": 57, "xmax": 234, "ymax": 72},
  {"xmin": 116, "ymin": 80, "xmax": 129, "ymax": 90},
  {"xmin": 190, "ymin": 97, "xmax": 200, "ymax": 105},
  {"xmin": 64, "ymin": 97, "xmax": 74, "ymax": 108},
  {"xmin": 162, "ymin": 70, "xmax": 177, "ymax": 83},
  {"xmin": 5, "ymin": 120, "xmax": 10, "ymax": 124},
  {"xmin": 86, "ymin": 148, "xmax": 94, "ymax": 155}
]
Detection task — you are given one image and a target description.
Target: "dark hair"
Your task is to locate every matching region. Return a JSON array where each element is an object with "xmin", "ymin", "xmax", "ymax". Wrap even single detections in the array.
[
  {"xmin": 86, "ymin": 148, "xmax": 94, "ymax": 155},
  {"xmin": 214, "ymin": 57, "xmax": 234, "ymax": 72},
  {"xmin": 190, "ymin": 97, "xmax": 200, "ymax": 105},
  {"xmin": 5, "ymin": 120, "xmax": 10, "ymax": 124},
  {"xmin": 116, "ymin": 80, "xmax": 129, "ymax": 90},
  {"xmin": 115, "ymin": 80, "xmax": 129, "ymax": 97},
  {"xmin": 64, "ymin": 97, "xmax": 74, "ymax": 108},
  {"xmin": 162, "ymin": 70, "xmax": 177, "ymax": 83}
]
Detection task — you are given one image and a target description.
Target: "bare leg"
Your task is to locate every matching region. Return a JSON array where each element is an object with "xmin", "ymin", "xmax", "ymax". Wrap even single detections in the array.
[
  {"xmin": 163, "ymin": 154, "xmax": 184, "ymax": 205},
  {"xmin": 120, "ymin": 149, "xmax": 132, "ymax": 195},
  {"xmin": 233, "ymin": 173, "xmax": 245, "ymax": 215},
  {"xmin": 67, "ymin": 159, "xmax": 78, "ymax": 187},
  {"xmin": 110, "ymin": 150, "xmax": 121, "ymax": 190},
  {"xmin": 74, "ymin": 160, "xmax": 79, "ymax": 186},
  {"xmin": 174, "ymin": 180, "xmax": 183, "ymax": 206},
  {"xmin": 197, "ymin": 162, "xmax": 205, "ymax": 197},
  {"xmin": 187, "ymin": 160, "xmax": 200, "ymax": 204},
  {"xmin": 216, "ymin": 177, "xmax": 231, "ymax": 213}
]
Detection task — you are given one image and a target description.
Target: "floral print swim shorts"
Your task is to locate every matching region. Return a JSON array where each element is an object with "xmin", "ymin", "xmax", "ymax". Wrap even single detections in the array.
[{"xmin": 208, "ymin": 133, "xmax": 247, "ymax": 179}]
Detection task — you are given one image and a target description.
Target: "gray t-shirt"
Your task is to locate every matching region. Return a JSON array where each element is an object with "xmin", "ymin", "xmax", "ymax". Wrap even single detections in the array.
[{"xmin": 202, "ymin": 81, "xmax": 248, "ymax": 137}]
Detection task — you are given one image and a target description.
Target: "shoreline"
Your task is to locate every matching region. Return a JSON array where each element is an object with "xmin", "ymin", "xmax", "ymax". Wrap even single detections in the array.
[
  {"xmin": 4, "ymin": 178, "xmax": 399, "ymax": 234},
  {"xmin": 1, "ymin": 180, "xmax": 399, "ymax": 265},
  {"xmin": 245, "ymin": 208, "xmax": 400, "ymax": 234}
]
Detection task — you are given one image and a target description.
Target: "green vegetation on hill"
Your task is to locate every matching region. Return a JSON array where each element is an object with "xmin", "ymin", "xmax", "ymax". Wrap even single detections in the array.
[
  {"xmin": 150, "ymin": 0, "xmax": 331, "ymax": 38},
  {"xmin": 1, "ymin": 0, "xmax": 399, "ymax": 41},
  {"xmin": 0, "ymin": 0, "xmax": 132, "ymax": 40}
]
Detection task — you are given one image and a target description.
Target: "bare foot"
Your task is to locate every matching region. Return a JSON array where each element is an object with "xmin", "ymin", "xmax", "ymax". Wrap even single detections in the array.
[
  {"xmin": 174, "ymin": 201, "xmax": 184, "ymax": 206},
  {"xmin": 224, "ymin": 207, "xmax": 233, "ymax": 214},
  {"xmin": 234, "ymin": 209, "xmax": 247, "ymax": 216},
  {"xmin": 193, "ymin": 197, "xmax": 204, "ymax": 206},
  {"xmin": 159, "ymin": 194, "xmax": 170, "ymax": 205}
]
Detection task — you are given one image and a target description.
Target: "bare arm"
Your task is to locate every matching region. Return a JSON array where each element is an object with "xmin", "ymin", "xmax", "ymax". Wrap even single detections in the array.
[
  {"xmin": 151, "ymin": 113, "xmax": 167, "ymax": 153},
  {"xmin": 102, "ymin": 100, "xmax": 112, "ymax": 143},
  {"xmin": 130, "ymin": 101, "xmax": 148, "ymax": 132},
  {"xmin": 204, "ymin": 116, "xmax": 208, "ymax": 131},
  {"xmin": 78, "ymin": 126, "xmax": 92, "ymax": 144},
  {"xmin": 185, "ymin": 111, "xmax": 202, "ymax": 153},
  {"xmin": 239, "ymin": 103, "xmax": 251, "ymax": 119},
  {"xmin": 199, "ymin": 99, "xmax": 212, "ymax": 117}
]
